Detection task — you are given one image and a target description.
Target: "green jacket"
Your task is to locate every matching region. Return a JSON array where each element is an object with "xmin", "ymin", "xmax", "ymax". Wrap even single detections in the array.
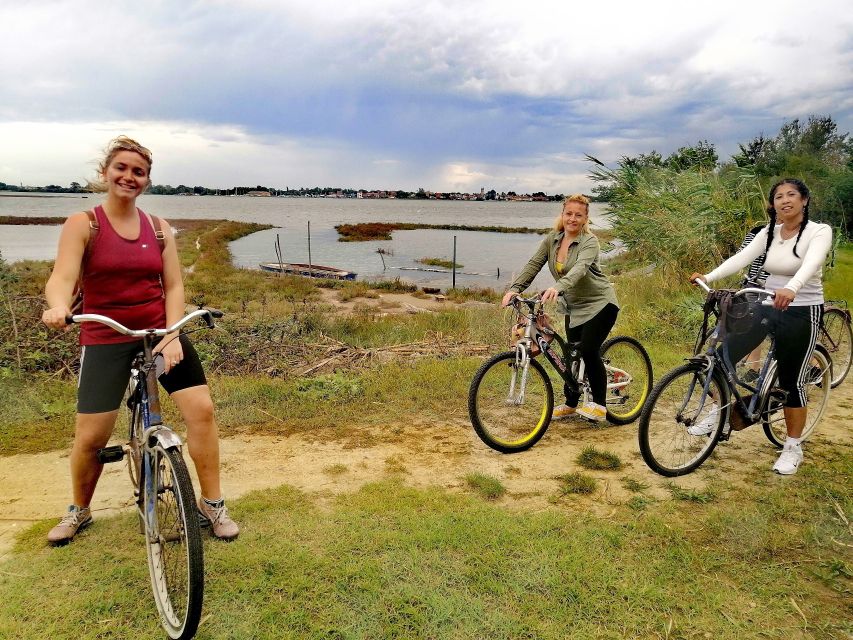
[{"xmin": 509, "ymin": 230, "xmax": 619, "ymax": 327}]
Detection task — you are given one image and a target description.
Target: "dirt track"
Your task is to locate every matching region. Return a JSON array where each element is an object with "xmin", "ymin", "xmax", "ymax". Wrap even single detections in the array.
[{"xmin": 2, "ymin": 374, "xmax": 850, "ymax": 560}]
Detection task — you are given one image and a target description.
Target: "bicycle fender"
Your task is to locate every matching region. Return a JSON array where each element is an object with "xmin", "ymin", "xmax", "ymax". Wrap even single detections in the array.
[{"xmin": 147, "ymin": 426, "xmax": 183, "ymax": 450}]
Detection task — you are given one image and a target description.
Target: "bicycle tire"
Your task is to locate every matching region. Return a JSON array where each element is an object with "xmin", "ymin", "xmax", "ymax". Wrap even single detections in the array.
[
  {"xmin": 638, "ymin": 363, "xmax": 728, "ymax": 477},
  {"xmin": 762, "ymin": 346, "xmax": 832, "ymax": 447},
  {"xmin": 821, "ymin": 307, "xmax": 852, "ymax": 388},
  {"xmin": 143, "ymin": 444, "xmax": 204, "ymax": 640},
  {"xmin": 600, "ymin": 336, "xmax": 653, "ymax": 425},
  {"xmin": 468, "ymin": 351, "xmax": 554, "ymax": 453}
]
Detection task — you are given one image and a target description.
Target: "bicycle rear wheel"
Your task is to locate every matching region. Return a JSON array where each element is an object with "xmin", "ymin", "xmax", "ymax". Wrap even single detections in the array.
[
  {"xmin": 600, "ymin": 336, "xmax": 653, "ymax": 425},
  {"xmin": 638, "ymin": 363, "xmax": 728, "ymax": 476},
  {"xmin": 762, "ymin": 347, "xmax": 832, "ymax": 447},
  {"xmin": 143, "ymin": 444, "xmax": 204, "ymax": 639},
  {"xmin": 821, "ymin": 307, "xmax": 851, "ymax": 388},
  {"xmin": 468, "ymin": 351, "xmax": 554, "ymax": 453}
]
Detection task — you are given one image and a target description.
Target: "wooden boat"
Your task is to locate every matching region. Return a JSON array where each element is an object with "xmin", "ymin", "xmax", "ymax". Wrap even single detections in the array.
[{"xmin": 259, "ymin": 262, "xmax": 357, "ymax": 280}]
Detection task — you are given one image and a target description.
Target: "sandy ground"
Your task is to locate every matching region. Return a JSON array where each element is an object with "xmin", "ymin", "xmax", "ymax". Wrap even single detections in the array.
[{"xmin": 2, "ymin": 371, "xmax": 850, "ymax": 560}]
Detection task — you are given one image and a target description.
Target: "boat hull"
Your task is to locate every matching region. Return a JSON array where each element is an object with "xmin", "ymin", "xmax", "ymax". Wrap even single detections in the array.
[{"xmin": 259, "ymin": 262, "xmax": 357, "ymax": 280}]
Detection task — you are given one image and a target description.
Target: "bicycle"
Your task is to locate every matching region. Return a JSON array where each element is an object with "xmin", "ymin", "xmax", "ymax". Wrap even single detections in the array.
[
  {"xmin": 67, "ymin": 308, "xmax": 222, "ymax": 640},
  {"xmin": 638, "ymin": 282, "xmax": 832, "ymax": 477},
  {"xmin": 820, "ymin": 299, "xmax": 851, "ymax": 388},
  {"xmin": 468, "ymin": 295, "xmax": 653, "ymax": 453}
]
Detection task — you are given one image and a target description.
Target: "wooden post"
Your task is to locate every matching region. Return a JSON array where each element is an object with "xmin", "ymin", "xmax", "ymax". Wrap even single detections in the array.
[
  {"xmin": 452, "ymin": 235, "xmax": 457, "ymax": 289},
  {"xmin": 307, "ymin": 221, "xmax": 313, "ymax": 277}
]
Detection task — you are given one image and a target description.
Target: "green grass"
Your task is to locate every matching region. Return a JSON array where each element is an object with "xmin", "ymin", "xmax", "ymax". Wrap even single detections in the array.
[
  {"xmin": 3, "ymin": 455, "xmax": 849, "ymax": 639},
  {"xmin": 667, "ymin": 482, "xmax": 718, "ymax": 504},
  {"xmin": 555, "ymin": 472, "xmax": 597, "ymax": 495},
  {"xmin": 418, "ymin": 257, "xmax": 463, "ymax": 269},
  {"xmin": 464, "ymin": 473, "xmax": 507, "ymax": 500},
  {"xmin": 576, "ymin": 446, "xmax": 623, "ymax": 471}
]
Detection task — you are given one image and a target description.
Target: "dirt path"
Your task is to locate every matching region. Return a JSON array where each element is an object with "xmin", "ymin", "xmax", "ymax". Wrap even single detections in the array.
[{"xmin": 2, "ymin": 378, "xmax": 850, "ymax": 560}]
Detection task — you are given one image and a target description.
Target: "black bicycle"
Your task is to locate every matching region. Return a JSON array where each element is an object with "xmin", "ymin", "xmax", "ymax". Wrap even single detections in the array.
[
  {"xmin": 68, "ymin": 308, "xmax": 222, "ymax": 640},
  {"xmin": 638, "ymin": 282, "xmax": 832, "ymax": 477},
  {"xmin": 468, "ymin": 295, "xmax": 653, "ymax": 453},
  {"xmin": 820, "ymin": 299, "xmax": 851, "ymax": 388}
]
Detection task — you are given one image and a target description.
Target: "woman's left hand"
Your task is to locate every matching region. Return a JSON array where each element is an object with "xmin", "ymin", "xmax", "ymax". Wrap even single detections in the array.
[
  {"xmin": 154, "ymin": 335, "xmax": 184, "ymax": 374},
  {"xmin": 773, "ymin": 288, "xmax": 796, "ymax": 311},
  {"xmin": 541, "ymin": 287, "xmax": 560, "ymax": 303}
]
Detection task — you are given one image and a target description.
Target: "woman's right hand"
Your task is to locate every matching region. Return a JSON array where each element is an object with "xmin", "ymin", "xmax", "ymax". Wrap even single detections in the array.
[
  {"xmin": 501, "ymin": 291, "xmax": 519, "ymax": 307},
  {"xmin": 42, "ymin": 305, "xmax": 72, "ymax": 330},
  {"xmin": 689, "ymin": 273, "xmax": 706, "ymax": 286}
]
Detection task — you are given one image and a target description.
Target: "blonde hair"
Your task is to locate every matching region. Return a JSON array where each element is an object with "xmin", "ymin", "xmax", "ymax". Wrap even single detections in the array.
[
  {"xmin": 553, "ymin": 194, "xmax": 592, "ymax": 234},
  {"xmin": 87, "ymin": 136, "xmax": 153, "ymax": 193}
]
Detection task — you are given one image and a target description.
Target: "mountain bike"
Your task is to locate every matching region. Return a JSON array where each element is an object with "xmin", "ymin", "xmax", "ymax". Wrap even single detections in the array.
[
  {"xmin": 638, "ymin": 282, "xmax": 832, "ymax": 477},
  {"xmin": 820, "ymin": 300, "xmax": 851, "ymax": 388},
  {"xmin": 468, "ymin": 295, "xmax": 653, "ymax": 453},
  {"xmin": 68, "ymin": 308, "xmax": 222, "ymax": 640}
]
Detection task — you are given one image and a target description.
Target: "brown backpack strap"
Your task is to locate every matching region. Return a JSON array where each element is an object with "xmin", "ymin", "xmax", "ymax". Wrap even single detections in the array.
[
  {"xmin": 82, "ymin": 209, "xmax": 99, "ymax": 262},
  {"xmin": 151, "ymin": 215, "xmax": 166, "ymax": 251}
]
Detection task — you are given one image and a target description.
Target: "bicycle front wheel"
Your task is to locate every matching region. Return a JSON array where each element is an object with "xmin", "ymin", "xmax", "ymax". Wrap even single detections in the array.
[
  {"xmin": 638, "ymin": 363, "xmax": 728, "ymax": 476},
  {"xmin": 762, "ymin": 347, "xmax": 832, "ymax": 447},
  {"xmin": 600, "ymin": 336, "xmax": 653, "ymax": 425},
  {"xmin": 143, "ymin": 445, "xmax": 204, "ymax": 640},
  {"xmin": 821, "ymin": 307, "xmax": 852, "ymax": 388},
  {"xmin": 468, "ymin": 351, "xmax": 554, "ymax": 453}
]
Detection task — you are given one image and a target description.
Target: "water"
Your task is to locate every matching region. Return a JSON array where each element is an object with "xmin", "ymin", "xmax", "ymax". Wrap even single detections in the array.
[{"xmin": 0, "ymin": 193, "xmax": 611, "ymax": 290}]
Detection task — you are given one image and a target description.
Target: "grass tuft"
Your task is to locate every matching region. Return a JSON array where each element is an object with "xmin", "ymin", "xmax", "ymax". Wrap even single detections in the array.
[
  {"xmin": 464, "ymin": 473, "xmax": 506, "ymax": 501},
  {"xmin": 667, "ymin": 482, "xmax": 717, "ymax": 503},
  {"xmin": 576, "ymin": 446, "xmax": 623, "ymax": 471},
  {"xmin": 556, "ymin": 472, "xmax": 597, "ymax": 495}
]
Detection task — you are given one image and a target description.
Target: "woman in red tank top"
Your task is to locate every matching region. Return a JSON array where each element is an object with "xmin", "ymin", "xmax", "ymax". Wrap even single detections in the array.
[{"xmin": 41, "ymin": 136, "xmax": 239, "ymax": 543}]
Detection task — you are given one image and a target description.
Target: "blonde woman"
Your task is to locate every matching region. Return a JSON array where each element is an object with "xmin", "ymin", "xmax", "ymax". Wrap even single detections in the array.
[
  {"xmin": 42, "ymin": 136, "xmax": 239, "ymax": 543},
  {"xmin": 501, "ymin": 194, "xmax": 620, "ymax": 421}
]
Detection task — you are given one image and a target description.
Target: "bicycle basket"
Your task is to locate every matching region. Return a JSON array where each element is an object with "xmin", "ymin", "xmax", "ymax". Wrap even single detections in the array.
[{"xmin": 725, "ymin": 293, "xmax": 763, "ymax": 335}]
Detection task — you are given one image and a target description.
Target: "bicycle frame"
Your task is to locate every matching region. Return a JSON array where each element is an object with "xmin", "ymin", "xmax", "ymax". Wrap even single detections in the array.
[
  {"xmin": 510, "ymin": 296, "xmax": 633, "ymax": 404},
  {"xmin": 690, "ymin": 282, "xmax": 779, "ymax": 433}
]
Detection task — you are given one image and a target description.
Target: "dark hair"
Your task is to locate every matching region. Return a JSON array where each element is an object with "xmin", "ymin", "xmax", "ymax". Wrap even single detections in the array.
[{"xmin": 764, "ymin": 178, "xmax": 810, "ymax": 258}]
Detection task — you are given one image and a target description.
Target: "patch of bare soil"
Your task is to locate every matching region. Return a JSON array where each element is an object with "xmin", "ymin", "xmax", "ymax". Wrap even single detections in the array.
[{"xmin": 2, "ymin": 379, "xmax": 850, "ymax": 561}]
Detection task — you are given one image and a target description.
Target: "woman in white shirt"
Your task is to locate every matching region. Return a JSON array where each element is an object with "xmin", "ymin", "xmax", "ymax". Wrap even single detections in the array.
[{"xmin": 690, "ymin": 179, "xmax": 832, "ymax": 475}]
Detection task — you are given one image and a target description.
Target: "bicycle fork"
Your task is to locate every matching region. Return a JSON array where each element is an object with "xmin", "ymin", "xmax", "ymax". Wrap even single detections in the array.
[{"xmin": 508, "ymin": 347, "xmax": 532, "ymax": 405}]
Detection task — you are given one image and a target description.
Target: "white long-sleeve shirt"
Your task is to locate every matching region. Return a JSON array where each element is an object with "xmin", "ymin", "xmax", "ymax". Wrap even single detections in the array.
[{"xmin": 705, "ymin": 221, "xmax": 832, "ymax": 306}]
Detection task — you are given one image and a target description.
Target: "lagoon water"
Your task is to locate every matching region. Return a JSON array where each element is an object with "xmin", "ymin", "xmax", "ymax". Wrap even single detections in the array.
[{"xmin": 0, "ymin": 193, "xmax": 611, "ymax": 290}]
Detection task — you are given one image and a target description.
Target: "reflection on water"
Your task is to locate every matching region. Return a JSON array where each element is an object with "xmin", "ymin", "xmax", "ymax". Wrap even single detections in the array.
[{"xmin": 0, "ymin": 225, "xmax": 62, "ymax": 263}]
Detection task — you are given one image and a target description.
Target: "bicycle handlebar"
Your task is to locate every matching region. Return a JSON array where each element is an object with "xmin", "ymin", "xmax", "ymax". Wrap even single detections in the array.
[
  {"xmin": 692, "ymin": 279, "xmax": 775, "ymax": 300},
  {"xmin": 66, "ymin": 308, "xmax": 223, "ymax": 337}
]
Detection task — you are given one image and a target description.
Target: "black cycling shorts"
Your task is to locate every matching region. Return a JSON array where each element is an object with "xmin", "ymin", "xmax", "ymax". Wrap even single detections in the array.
[{"xmin": 77, "ymin": 333, "xmax": 207, "ymax": 414}]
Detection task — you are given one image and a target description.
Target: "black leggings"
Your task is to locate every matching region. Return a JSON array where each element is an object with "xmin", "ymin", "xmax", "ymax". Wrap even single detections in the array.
[
  {"xmin": 563, "ymin": 303, "xmax": 619, "ymax": 407},
  {"xmin": 725, "ymin": 304, "xmax": 821, "ymax": 408}
]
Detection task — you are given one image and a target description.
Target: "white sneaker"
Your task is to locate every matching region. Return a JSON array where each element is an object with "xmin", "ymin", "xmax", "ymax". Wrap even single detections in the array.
[
  {"xmin": 687, "ymin": 403, "xmax": 719, "ymax": 436},
  {"xmin": 772, "ymin": 443, "xmax": 803, "ymax": 475}
]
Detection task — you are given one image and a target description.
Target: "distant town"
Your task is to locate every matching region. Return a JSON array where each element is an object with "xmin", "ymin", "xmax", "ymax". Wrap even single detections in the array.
[{"xmin": 0, "ymin": 181, "xmax": 569, "ymax": 202}]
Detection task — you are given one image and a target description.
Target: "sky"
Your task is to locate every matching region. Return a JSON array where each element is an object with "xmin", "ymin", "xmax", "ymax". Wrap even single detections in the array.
[{"xmin": 1, "ymin": 0, "xmax": 851, "ymax": 193}]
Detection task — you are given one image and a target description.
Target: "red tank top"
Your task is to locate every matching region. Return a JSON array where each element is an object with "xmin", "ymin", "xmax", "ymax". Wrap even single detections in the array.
[{"xmin": 80, "ymin": 205, "xmax": 167, "ymax": 345}]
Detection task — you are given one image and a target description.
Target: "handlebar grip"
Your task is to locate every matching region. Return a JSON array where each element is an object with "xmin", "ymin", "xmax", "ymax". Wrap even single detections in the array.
[
  {"xmin": 209, "ymin": 308, "xmax": 224, "ymax": 319},
  {"xmin": 65, "ymin": 315, "xmax": 75, "ymax": 325}
]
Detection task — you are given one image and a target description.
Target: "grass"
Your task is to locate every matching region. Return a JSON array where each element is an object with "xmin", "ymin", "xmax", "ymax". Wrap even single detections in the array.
[
  {"xmin": 464, "ymin": 473, "xmax": 506, "ymax": 500},
  {"xmin": 576, "ymin": 446, "xmax": 623, "ymax": 471},
  {"xmin": 335, "ymin": 222, "xmax": 549, "ymax": 242},
  {"xmin": 555, "ymin": 472, "xmax": 597, "ymax": 495},
  {"xmin": 5, "ymin": 458, "xmax": 849, "ymax": 639},
  {"xmin": 418, "ymin": 257, "xmax": 463, "ymax": 269},
  {"xmin": 667, "ymin": 482, "xmax": 718, "ymax": 504}
]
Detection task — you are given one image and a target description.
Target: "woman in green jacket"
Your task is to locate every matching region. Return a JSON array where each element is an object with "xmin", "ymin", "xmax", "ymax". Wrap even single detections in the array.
[{"xmin": 501, "ymin": 194, "xmax": 619, "ymax": 421}]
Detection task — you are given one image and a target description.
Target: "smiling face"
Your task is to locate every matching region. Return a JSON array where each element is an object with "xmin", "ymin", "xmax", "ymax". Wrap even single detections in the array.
[
  {"xmin": 561, "ymin": 200, "xmax": 589, "ymax": 235},
  {"xmin": 102, "ymin": 150, "xmax": 150, "ymax": 200},
  {"xmin": 772, "ymin": 181, "xmax": 808, "ymax": 226}
]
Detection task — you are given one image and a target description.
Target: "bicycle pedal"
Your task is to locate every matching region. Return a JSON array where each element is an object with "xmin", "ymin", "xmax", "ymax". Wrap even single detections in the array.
[{"xmin": 96, "ymin": 445, "xmax": 126, "ymax": 464}]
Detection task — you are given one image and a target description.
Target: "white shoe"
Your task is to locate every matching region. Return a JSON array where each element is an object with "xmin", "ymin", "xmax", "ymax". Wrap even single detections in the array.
[
  {"xmin": 773, "ymin": 443, "xmax": 803, "ymax": 475},
  {"xmin": 687, "ymin": 403, "xmax": 719, "ymax": 436}
]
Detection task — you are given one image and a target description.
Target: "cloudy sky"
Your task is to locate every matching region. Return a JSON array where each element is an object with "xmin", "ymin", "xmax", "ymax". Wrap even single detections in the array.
[{"xmin": 1, "ymin": 0, "xmax": 851, "ymax": 193}]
